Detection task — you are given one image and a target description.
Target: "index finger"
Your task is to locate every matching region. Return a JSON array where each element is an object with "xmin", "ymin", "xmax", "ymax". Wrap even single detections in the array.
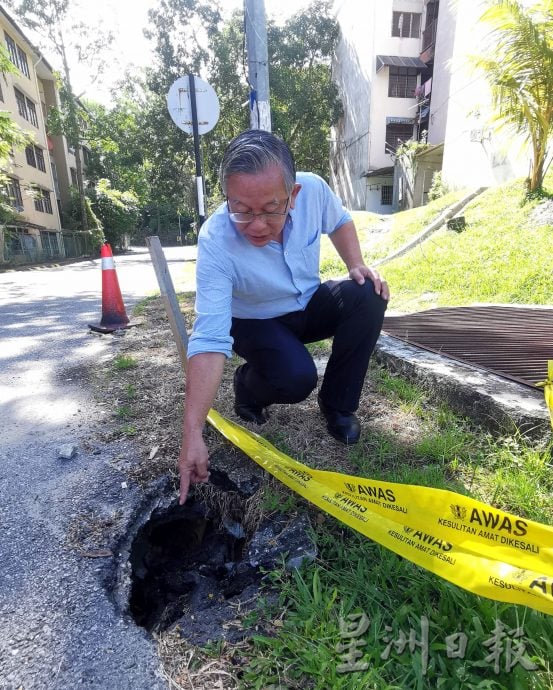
[{"xmin": 179, "ymin": 469, "xmax": 191, "ymax": 505}]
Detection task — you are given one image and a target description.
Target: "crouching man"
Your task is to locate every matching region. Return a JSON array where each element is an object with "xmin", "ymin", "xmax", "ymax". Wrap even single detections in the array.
[{"xmin": 179, "ymin": 129, "xmax": 389, "ymax": 504}]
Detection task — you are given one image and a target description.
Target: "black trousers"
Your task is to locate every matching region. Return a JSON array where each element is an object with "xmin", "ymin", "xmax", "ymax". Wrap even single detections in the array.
[{"xmin": 230, "ymin": 279, "xmax": 387, "ymax": 414}]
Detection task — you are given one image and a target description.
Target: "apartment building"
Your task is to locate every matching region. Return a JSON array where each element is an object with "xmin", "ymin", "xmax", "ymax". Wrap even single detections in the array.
[
  {"xmin": 331, "ymin": 0, "xmax": 532, "ymax": 213},
  {"xmin": 331, "ymin": 1, "xmax": 428, "ymax": 213},
  {"xmin": 0, "ymin": 5, "xmax": 92, "ymax": 265}
]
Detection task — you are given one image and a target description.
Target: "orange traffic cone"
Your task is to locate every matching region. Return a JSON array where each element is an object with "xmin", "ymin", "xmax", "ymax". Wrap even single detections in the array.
[{"xmin": 88, "ymin": 243, "xmax": 131, "ymax": 333}]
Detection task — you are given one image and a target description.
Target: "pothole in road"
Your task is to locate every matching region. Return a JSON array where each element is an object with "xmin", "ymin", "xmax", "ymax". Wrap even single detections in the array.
[{"xmin": 128, "ymin": 471, "xmax": 316, "ymax": 645}]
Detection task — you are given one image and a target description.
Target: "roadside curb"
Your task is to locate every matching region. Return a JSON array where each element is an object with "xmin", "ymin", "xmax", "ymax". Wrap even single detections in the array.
[{"xmin": 374, "ymin": 333, "xmax": 550, "ymax": 439}]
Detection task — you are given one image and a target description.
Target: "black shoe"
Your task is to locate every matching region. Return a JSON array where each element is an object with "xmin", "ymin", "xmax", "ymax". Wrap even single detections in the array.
[
  {"xmin": 233, "ymin": 367, "xmax": 268, "ymax": 425},
  {"xmin": 318, "ymin": 395, "xmax": 361, "ymax": 445}
]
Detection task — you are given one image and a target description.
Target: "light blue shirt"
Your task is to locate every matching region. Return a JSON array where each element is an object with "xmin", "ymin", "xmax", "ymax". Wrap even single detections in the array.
[{"xmin": 188, "ymin": 172, "xmax": 352, "ymax": 358}]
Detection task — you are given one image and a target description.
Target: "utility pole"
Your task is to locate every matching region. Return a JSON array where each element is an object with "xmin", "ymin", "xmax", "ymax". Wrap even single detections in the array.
[{"xmin": 244, "ymin": 0, "xmax": 271, "ymax": 131}]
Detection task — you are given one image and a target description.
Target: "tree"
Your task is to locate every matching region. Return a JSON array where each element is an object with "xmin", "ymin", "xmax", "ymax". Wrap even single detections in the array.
[
  {"xmin": 267, "ymin": 1, "xmax": 342, "ymax": 178},
  {"xmin": 89, "ymin": 179, "xmax": 139, "ymax": 250},
  {"xmin": 473, "ymin": 0, "xmax": 553, "ymax": 194},
  {"xmin": 62, "ymin": 186, "xmax": 103, "ymax": 244},
  {"xmin": 84, "ymin": 95, "xmax": 151, "ymax": 206},
  {"xmin": 5, "ymin": 0, "xmax": 113, "ymax": 226}
]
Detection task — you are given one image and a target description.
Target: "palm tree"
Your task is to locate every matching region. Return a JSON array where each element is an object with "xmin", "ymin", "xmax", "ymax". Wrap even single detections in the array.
[{"xmin": 474, "ymin": 0, "xmax": 553, "ymax": 194}]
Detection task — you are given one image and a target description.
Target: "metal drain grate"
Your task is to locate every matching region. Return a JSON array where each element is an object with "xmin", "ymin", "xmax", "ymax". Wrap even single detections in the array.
[{"xmin": 382, "ymin": 306, "xmax": 553, "ymax": 389}]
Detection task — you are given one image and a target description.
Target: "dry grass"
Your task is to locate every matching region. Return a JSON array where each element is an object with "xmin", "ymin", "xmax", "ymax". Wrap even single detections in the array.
[{"xmin": 155, "ymin": 627, "xmax": 243, "ymax": 690}]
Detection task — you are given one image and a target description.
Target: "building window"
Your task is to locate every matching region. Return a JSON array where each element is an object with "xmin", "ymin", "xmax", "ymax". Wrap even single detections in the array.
[
  {"xmin": 27, "ymin": 99, "xmax": 38, "ymax": 127},
  {"xmin": 5, "ymin": 177, "xmax": 24, "ymax": 210},
  {"xmin": 14, "ymin": 87, "xmax": 28, "ymax": 120},
  {"xmin": 391, "ymin": 12, "xmax": 421, "ymax": 38},
  {"xmin": 25, "ymin": 145, "xmax": 46, "ymax": 172},
  {"xmin": 381, "ymin": 185, "xmax": 393, "ymax": 205},
  {"xmin": 5, "ymin": 33, "xmax": 18, "ymax": 67},
  {"xmin": 385, "ymin": 122, "xmax": 414, "ymax": 153},
  {"xmin": 70, "ymin": 167, "xmax": 78, "ymax": 186},
  {"xmin": 5, "ymin": 33, "xmax": 30, "ymax": 78},
  {"xmin": 35, "ymin": 146, "xmax": 45, "ymax": 172},
  {"xmin": 33, "ymin": 188, "xmax": 53, "ymax": 214},
  {"xmin": 388, "ymin": 66, "xmax": 418, "ymax": 98},
  {"xmin": 25, "ymin": 144, "xmax": 36, "ymax": 167},
  {"xmin": 14, "ymin": 87, "xmax": 38, "ymax": 127}
]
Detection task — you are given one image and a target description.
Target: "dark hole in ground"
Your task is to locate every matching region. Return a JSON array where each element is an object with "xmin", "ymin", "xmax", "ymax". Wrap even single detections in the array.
[
  {"xmin": 129, "ymin": 495, "xmax": 260, "ymax": 636},
  {"xmin": 128, "ymin": 485, "xmax": 316, "ymax": 645}
]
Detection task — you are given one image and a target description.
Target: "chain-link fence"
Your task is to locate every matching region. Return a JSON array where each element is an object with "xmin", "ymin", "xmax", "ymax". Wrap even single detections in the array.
[{"xmin": 0, "ymin": 226, "xmax": 96, "ymax": 266}]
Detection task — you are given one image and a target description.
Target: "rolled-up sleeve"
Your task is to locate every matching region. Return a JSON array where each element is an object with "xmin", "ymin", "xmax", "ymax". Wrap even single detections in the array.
[{"xmin": 187, "ymin": 232, "xmax": 234, "ymax": 359}]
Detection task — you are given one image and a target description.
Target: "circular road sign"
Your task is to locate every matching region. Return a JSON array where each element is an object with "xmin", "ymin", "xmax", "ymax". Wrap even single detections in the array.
[{"xmin": 167, "ymin": 75, "xmax": 220, "ymax": 135}]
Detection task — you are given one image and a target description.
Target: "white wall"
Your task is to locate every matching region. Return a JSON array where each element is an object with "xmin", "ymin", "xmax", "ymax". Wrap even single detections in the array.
[
  {"xmin": 440, "ymin": 0, "xmax": 531, "ymax": 189},
  {"xmin": 427, "ymin": 0, "xmax": 456, "ymax": 144}
]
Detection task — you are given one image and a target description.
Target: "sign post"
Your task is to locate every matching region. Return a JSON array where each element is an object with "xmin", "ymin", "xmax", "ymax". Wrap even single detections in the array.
[{"xmin": 167, "ymin": 76, "xmax": 220, "ymax": 231}]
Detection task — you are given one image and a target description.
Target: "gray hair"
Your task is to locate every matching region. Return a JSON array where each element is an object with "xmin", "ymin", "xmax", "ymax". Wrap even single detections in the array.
[{"xmin": 220, "ymin": 130, "xmax": 296, "ymax": 195}]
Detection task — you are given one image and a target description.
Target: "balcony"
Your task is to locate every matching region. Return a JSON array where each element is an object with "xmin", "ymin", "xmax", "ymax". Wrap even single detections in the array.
[
  {"xmin": 421, "ymin": 18, "xmax": 437, "ymax": 52},
  {"xmin": 420, "ymin": 18, "xmax": 437, "ymax": 64}
]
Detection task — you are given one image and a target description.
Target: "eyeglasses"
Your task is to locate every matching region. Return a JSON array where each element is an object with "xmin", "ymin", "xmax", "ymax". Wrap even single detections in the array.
[{"xmin": 227, "ymin": 197, "xmax": 290, "ymax": 224}]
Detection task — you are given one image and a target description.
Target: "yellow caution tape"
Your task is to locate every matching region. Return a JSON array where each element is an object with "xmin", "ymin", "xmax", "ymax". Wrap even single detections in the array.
[
  {"xmin": 207, "ymin": 409, "xmax": 553, "ymax": 617},
  {"xmin": 535, "ymin": 360, "xmax": 553, "ymax": 429}
]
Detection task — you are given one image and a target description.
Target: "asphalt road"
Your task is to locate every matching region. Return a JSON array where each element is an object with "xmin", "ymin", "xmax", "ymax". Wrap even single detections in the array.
[{"xmin": 0, "ymin": 247, "xmax": 195, "ymax": 690}]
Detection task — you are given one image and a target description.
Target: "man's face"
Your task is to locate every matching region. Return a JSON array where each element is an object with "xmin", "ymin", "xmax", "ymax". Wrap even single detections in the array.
[{"xmin": 225, "ymin": 164, "xmax": 301, "ymax": 247}]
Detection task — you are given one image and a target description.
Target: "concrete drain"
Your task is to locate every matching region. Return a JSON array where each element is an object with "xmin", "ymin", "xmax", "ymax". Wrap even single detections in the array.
[{"xmin": 128, "ymin": 486, "xmax": 316, "ymax": 645}]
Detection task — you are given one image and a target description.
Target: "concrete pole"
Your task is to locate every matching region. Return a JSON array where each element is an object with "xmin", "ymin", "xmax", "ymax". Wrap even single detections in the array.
[{"xmin": 244, "ymin": 0, "xmax": 271, "ymax": 131}]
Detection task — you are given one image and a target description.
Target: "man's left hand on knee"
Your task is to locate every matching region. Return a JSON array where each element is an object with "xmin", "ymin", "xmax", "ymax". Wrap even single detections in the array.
[{"xmin": 348, "ymin": 264, "xmax": 390, "ymax": 301}]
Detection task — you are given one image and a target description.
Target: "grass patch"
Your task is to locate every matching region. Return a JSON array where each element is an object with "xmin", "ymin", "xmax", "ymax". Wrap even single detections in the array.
[
  {"xmin": 366, "ymin": 188, "xmax": 468, "ymax": 262},
  {"xmin": 133, "ymin": 293, "xmax": 159, "ymax": 316},
  {"xmin": 319, "ymin": 189, "xmax": 467, "ymax": 280},
  {"xmin": 115, "ymin": 404, "xmax": 133, "ymax": 420},
  {"xmin": 113, "ymin": 354, "xmax": 138, "ymax": 370},
  {"xmin": 381, "ymin": 173, "xmax": 553, "ymax": 312},
  {"xmin": 120, "ymin": 423, "xmax": 137, "ymax": 436}
]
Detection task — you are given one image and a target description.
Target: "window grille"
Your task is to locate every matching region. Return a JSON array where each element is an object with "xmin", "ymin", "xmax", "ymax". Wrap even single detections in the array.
[
  {"xmin": 34, "ymin": 188, "xmax": 52, "ymax": 214},
  {"xmin": 25, "ymin": 145, "xmax": 36, "ymax": 167},
  {"xmin": 35, "ymin": 147, "xmax": 45, "ymax": 172},
  {"xmin": 14, "ymin": 88, "xmax": 38, "ymax": 127},
  {"xmin": 25, "ymin": 145, "xmax": 46, "ymax": 171},
  {"xmin": 27, "ymin": 99, "xmax": 38, "ymax": 127},
  {"xmin": 5, "ymin": 177, "xmax": 23, "ymax": 209},
  {"xmin": 385, "ymin": 123, "xmax": 414, "ymax": 153},
  {"xmin": 5, "ymin": 33, "xmax": 30, "ymax": 77},
  {"xmin": 381, "ymin": 185, "xmax": 393, "ymax": 205},
  {"xmin": 388, "ymin": 67, "xmax": 418, "ymax": 98},
  {"xmin": 14, "ymin": 87, "xmax": 28, "ymax": 120},
  {"xmin": 391, "ymin": 12, "xmax": 421, "ymax": 38}
]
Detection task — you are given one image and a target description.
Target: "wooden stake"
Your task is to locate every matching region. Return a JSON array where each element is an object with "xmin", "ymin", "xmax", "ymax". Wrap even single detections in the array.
[{"xmin": 146, "ymin": 236, "xmax": 189, "ymax": 374}]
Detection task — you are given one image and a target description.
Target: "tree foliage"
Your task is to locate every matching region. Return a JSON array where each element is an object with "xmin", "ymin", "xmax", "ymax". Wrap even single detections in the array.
[
  {"xmin": 474, "ymin": 0, "xmax": 553, "ymax": 193},
  {"xmin": 88, "ymin": 179, "xmax": 139, "ymax": 249},
  {"xmin": 62, "ymin": 186, "xmax": 103, "ymax": 243}
]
